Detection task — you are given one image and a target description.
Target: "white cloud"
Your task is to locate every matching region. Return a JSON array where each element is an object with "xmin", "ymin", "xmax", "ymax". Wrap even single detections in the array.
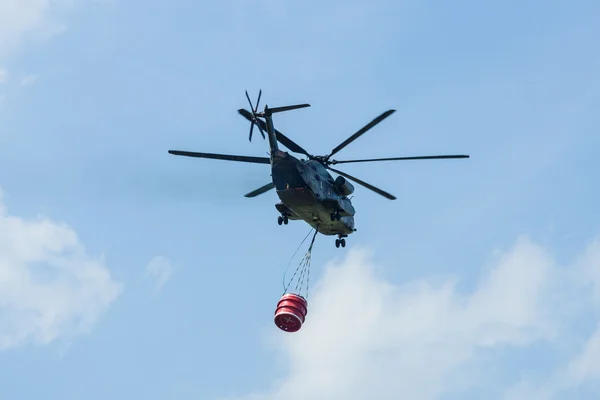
[
  {"xmin": 0, "ymin": 0, "xmax": 70, "ymax": 60},
  {"xmin": 0, "ymin": 188, "xmax": 123, "ymax": 350},
  {"xmin": 229, "ymin": 235, "xmax": 600, "ymax": 400},
  {"xmin": 146, "ymin": 256, "xmax": 174, "ymax": 292},
  {"xmin": 20, "ymin": 74, "xmax": 39, "ymax": 86},
  {"xmin": 0, "ymin": 0, "xmax": 72, "ymax": 92}
]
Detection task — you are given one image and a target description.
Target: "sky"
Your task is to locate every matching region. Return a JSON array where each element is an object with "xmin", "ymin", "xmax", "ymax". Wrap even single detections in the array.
[{"xmin": 0, "ymin": 0, "xmax": 599, "ymax": 399}]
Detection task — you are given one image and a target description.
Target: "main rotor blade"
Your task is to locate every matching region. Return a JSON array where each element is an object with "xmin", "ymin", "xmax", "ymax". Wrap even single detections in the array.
[
  {"xmin": 267, "ymin": 104, "xmax": 310, "ymax": 114},
  {"xmin": 244, "ymin": 182, "xmax": 275, "ymax": 198},
  {"xmin": 238, "ymin": 108, "xmax": 257, "ymax": 124},
  {"xmin": 168, "ymin": 150, "xmax": 270, "ymax": 164},
  {"xmin": 331, "ymin": 154, "xmax": 470, "ymax": 164},
  {"xmin": 327, "ymin": 166, "xmax": 396, "ymax": 200},
  {"xmin": 238, "ymin": 109, "xmax": 312, "ymax": 157},
  {"xmin": 239, "ymin": 108, "xmax": 256, "ymax": 119},
  {"xmin": 328, "ymin": 109, "xmax": 396, "ymax": 158},
  {"xmin": 257, "ymin": 123, "xmax": 266, "ymax": 139},
  {"xmin": 275, "ymin": 131, "xmax": 311, "ymax": 157}
]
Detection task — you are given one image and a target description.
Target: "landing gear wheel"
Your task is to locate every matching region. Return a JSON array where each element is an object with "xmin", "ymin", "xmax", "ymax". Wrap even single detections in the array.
[
  {"xmin": 340, "ymin": 238, "xmax": 346, "ymax": 247},
  {"xmin": 278, "ymin": 216, "xmax": 283, "ymax": 225},
  {"xmin": 335, "ymin": 239, "xmax": 340, "ymax": 248},
  {"xmin": 283, "ymin": 216, "xmax": 289, "ymax": 225}
]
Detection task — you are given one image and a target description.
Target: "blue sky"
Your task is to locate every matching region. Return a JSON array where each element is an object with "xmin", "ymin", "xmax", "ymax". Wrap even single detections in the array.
[{"xmin": 0, "ymin": 0, "xmax": 599, "ymax": 399}]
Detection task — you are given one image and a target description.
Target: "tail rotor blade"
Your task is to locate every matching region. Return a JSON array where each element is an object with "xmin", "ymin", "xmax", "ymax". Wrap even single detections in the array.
[
  {"xmin": 248, "ymin": 121, "xmax": 255, "ymax": 141},
  {"xmin": 245, "ymin": 90, "xmax": 255, "ymax": 111},
  {"xmin": 255, "ymin": 89, "xmax": 262, "ymax": 113},
  {"xmin": 244, "ymin": 90, "xmax": 266, "ymax": 141}
]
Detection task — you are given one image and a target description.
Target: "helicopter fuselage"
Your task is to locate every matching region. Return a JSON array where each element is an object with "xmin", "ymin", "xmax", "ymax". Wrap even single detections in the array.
[{"xmin": 270, "ymin": 149, "xmax": 356, "ymax": 237}]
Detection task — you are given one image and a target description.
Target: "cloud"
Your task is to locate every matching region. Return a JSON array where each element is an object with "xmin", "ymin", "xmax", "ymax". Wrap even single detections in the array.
[
  {"xmin": 229, "ymin": 235, "xmax": 600, "ymax": 400},
  {"xmin": 0, "ymin": 0, "xmax": 71, "ymax": 104},
  {"xmin": 0, "ymin": 0, "xmax": 70, "ymax": 60},
  {"xmin": 146, "ymin": 256, "xmax": 174, "ymax": 292},
  {"xmin": 20, "ymin": 74, "xmax": 38, "ymax": 86},
  {"xmin": 0, "ymin": 188, "xmax": 123, "ymax": 350}
]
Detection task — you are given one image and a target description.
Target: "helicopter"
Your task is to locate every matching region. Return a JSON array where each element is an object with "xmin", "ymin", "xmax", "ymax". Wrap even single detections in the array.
[{"xmin": 168, "ymin": 91, "xmax": 469, "ymax": 248}]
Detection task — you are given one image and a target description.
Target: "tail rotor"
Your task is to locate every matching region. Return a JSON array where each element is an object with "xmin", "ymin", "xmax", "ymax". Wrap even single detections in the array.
[{"xmin": 245, "ymin": 90, "xmax": 266, "ymax": 142}]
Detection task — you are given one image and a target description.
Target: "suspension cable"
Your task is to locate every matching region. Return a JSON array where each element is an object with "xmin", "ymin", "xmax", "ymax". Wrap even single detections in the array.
[
  {"xmin": 282, "ymin": 227, "xmax": 314, "ymax": 293},
  {"xmin": 285, "ymin": 226, "xmax": 319, "ymax": 298}
]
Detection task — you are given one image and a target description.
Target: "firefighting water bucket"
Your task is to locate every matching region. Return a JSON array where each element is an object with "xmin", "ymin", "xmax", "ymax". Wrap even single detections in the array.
[{"xmin": 274, "ymin": 293, "xmax": 308, "ymax": 333}]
